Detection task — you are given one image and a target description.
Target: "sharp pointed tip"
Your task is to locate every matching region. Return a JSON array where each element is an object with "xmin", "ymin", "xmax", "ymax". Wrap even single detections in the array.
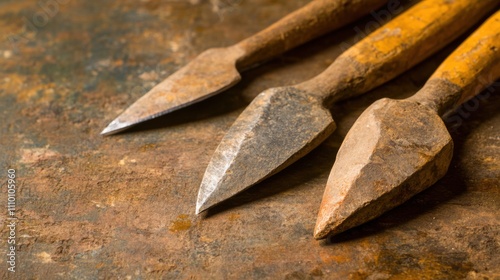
[
  {"xmin": 196, "ymin": 178, "xmax": 231, "ymax": 215},
  {"xmin": 313, "ymin": 218, "xmax": 331, "ymax": 240},
  {"xmin": 195, "ymin": 195, "xmax": 217, "ymax": 215},
  {"xmin": 194, "ymin": 206, "xmax": 204, "ymax": 215},
  {"xmin": 313, "ymin": 234, "xmax": 326, "ymax": 241},
  {"xmin": 100, "ymin": 126, "xmax": 115, "ymax": 136},
  {"xmin": 195, "ymin": 186, "xmax": 210, "ymax": 215},
  {"xmin": 313, "ymin": 232, "xmax": 323, "ymax": 241},
  {"xmin": 313, "ymin": 192, "xmax": 353, "ymax": 240},
  {"xmin": 195, "ymin": 201, "xmax": 204, "ymax": 215},
  {"xmin": 100, "ymin": 118, "xmax": 135, "ymax": 136}
]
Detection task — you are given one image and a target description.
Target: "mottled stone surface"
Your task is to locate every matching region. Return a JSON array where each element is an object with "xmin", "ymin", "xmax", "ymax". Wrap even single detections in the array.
[{"xmin": 0, "ymin": 0, "xmax": 498, "ymax": 279}]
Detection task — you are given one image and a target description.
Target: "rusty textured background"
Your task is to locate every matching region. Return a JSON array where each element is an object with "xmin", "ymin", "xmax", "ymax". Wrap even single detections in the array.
[{"xmin": 0, "ymin": 0, "xmax": 499, "ymax": 279}]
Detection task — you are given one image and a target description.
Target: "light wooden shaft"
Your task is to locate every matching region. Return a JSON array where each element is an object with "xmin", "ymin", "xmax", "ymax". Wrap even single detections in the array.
[
  {"xmin": 411, "ymin": 11, "xmax": 500, "ymax": 116},
  {"xmin": 234, "ymin": 0, "xmax": 387, "ymax": 70},
  {"xmin": 295, "ymin": 0, "xmax": 498, "ymax": 105}
]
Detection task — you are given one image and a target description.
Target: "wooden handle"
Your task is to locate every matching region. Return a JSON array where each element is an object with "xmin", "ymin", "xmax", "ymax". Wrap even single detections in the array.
[
  {"xmin": 296, "ymin": 0, "xmax": 498, "ymax": 104},
  {"xmin": 233, "ymin": 0, "xmax": 387, "ymax": 70},
  {"xmin": 410, "ymin": 11, "xmax": 500, "ymax": 116}
]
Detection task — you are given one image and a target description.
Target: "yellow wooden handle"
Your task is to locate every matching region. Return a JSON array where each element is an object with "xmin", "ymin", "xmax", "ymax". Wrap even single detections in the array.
[
  {"xmin": 428, "ymin": 11, "xmax": 500, "ymax": 110},
  {"xmin": 297, "ymin": 0, "xmax": 498, "ymax": 104}
]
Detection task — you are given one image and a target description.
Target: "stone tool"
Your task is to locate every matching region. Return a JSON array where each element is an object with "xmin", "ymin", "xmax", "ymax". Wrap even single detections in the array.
[{"xmin": 315, "ymin": 11, "xmax": 500, "ymax": 239}]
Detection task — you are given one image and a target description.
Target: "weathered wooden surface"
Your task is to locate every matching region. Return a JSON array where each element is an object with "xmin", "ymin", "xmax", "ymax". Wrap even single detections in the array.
[{"xmin": 0, "ymin": 0, "xmax": 498, "ymax": 279}]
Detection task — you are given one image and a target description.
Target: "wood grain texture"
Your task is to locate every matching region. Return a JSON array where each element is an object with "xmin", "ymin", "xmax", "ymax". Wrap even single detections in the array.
[{"xmin": 235, "ymin": 0, "xmax": 387, "ymax": 69}]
